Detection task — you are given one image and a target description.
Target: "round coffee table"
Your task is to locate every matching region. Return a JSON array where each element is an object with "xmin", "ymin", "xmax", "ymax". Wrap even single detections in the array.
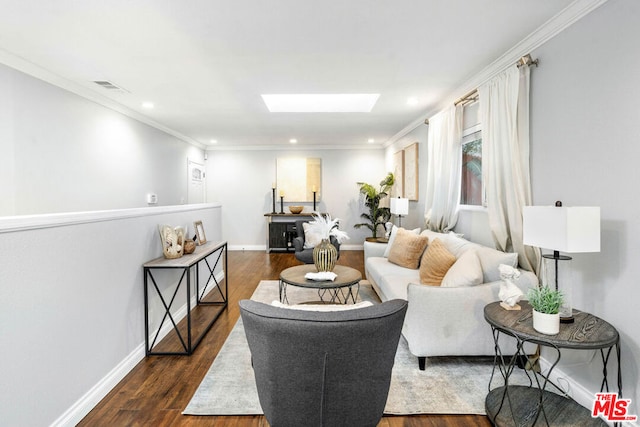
[{"xmin": 279, "ymin": 264, "xmax": 362, "ymax": 304}]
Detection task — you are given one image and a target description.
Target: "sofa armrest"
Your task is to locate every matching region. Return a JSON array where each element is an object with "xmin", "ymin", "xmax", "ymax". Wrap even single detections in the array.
[
  {"xmin": 293, "ymin": 236, "xmax": 304, "ymax": 252},
  {"xmin": 364, "ymin": 241, "xmax": 387, "ymax": 260}
]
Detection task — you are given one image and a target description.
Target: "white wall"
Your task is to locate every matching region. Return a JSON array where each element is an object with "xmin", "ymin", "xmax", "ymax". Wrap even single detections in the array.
[
  {"xmin": 206, "ymin": 148, "xmax": 387, "ymax": 248},
  {"xmin": 385, "ymin": 125, "xmax": 429, "ymax": 231},
  {"xmin": 0, "ymin": 204, "xmax": 222, "ymax": 426},
  {"xmin": 0, "ymin": 62, "xmax": 205, "ymax": 216},
  {"xmin": 528, "ymin": 0, "xmax": 639, "ymax": 412}
]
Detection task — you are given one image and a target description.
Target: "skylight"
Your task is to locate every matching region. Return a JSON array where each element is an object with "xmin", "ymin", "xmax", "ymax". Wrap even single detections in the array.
[{"xmin": 261, "ymin": 94, "xmax": 380, "ymax": 113}]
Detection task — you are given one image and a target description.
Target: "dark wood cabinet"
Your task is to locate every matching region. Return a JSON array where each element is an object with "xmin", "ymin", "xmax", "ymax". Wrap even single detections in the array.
[{"xmin": 264, "ymin": 213, "xmax": 328, "ymax": 253}]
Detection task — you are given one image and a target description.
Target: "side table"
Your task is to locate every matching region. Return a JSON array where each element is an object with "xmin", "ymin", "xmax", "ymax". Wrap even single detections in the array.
[
  {"xmin": 484, "ymin": 301, "xmax": 621, "ymax": 426},
  {"xmin": 143, "ymin": 241, "xmax": 228, "ymax": 355}
]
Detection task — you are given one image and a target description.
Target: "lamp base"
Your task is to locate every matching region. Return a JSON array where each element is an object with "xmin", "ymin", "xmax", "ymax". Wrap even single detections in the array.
[{"xmin": 560, "ymin": 315, "xmax": 575, "ymax": 324}]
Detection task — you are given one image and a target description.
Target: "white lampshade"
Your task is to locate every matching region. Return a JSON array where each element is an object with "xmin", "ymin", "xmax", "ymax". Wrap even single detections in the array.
[
  {"xmin": 523, "ymin": 206, "xmax": 600, "ymax": 253},
  {"xmin": 390, "ymin": 197, "xmax": 409, "ymax": 216}
]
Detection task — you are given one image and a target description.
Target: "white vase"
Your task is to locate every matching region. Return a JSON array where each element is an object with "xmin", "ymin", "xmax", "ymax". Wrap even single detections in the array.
[{"xmin": 532, "ymin": 309, "xmax": 560, "ymax": 335}]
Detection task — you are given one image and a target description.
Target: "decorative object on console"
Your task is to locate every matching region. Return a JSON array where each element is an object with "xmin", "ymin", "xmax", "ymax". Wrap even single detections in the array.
[
  {"xmin": 355, "ymin": 172, "xmax": 395, "ymax": 239},
  {"xmin": 194, "ymin": 220, "xmax": 207, "ymax": 245},
  {"xmin": 305, "ymin": 213, "xmax": 349, "ymax": 272},
  {"xmin": 288, "ymin": 205, "xmax": 303, "ymax": 214},
  {"xmin": 498, "ymin": 264, "xmax": 524, "ymax": 310},
  {"xmin": 184, "ymin": 239, "xmax": 196, "ymax": 254},
  {"xmin": 271, "ymin": 183, "xmax": 276, "ymax": 214},
  {"xmin": 279, "ymin": 191, "xmax": 284, "ymax": 214},
  {"xmin": 523, "ymin": 201, "xmax": 600, "ymax": 323},
  {"xmin": 158, "ymin": 224, "xmax": 185, "ymax": 259},
  {"xmin": 312, "ymin": 185, "xmax": 317, "ymax": 211},
  {"xmin": 527, "ymin": 285, "xmax": 563, "ymax": 335},
  {"xmin": 390, "ymin": 197, "xmax": 409, "ymax": 227}
]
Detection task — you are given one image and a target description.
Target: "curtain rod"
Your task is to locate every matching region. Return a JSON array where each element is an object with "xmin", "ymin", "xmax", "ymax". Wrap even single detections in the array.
[{"xmin": 453, "ymin": 54, "xmax": 539, "ymax": 107}]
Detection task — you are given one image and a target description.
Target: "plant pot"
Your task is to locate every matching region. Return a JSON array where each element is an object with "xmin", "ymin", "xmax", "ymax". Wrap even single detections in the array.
[
  {"xmin": 532, "ymin": 309, "xmax": 560, "ymax": 335},
  {"xmin": 313, "ymin": 238, "xmax": 337, "ymax": 272}
]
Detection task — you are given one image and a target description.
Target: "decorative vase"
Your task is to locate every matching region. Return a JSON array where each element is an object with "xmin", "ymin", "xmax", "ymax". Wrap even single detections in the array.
[
  {"xmin": 183, "ymin": 239, "xmax": 196, "ymax": 254},
  {"xmin": 532, "ymin": 309, "xmax": 560, "ymax": 335},
  {"xmin": 313, "ymin": 238, "xmax": 337, "ymax": 272}
]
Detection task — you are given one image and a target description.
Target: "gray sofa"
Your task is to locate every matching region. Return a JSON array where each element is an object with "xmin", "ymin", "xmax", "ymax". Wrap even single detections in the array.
[{"xmin": 239, "ymin": 298, "xmax": 407, "ymax": 427}]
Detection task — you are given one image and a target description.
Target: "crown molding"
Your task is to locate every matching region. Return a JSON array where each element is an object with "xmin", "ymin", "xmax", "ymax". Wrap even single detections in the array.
[
  {"xmin": 0, "ymin": 49, "xmax": 205, "ymax": 150},
  {"xmin": 205, "ymin": 144, "xmax": 384, "ymax": 152},
  {"xmin": 384, "ymin": 0, "xmax": 609, "ymax": 148}
]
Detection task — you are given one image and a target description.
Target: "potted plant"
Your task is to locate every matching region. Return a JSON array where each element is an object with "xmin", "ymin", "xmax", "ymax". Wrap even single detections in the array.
[
  {"xmin": 354, "ymin": 172, "xmax": 395, "ymax": 240},
  {"xmin": 527, "ymin": 286, "xmax": 564, "ymax": 335}
]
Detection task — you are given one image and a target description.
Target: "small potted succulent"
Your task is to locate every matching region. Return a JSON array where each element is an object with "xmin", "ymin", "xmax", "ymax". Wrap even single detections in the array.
[{"xmin": 527, "ymin": 286, "xmax": 564, "ymax": 335}]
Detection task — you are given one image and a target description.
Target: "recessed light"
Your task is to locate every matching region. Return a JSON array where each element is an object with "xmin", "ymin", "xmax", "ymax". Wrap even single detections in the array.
[
  {"xmin": 368, "ymin": 138, "xmax": 375, "ymax": 144},
  {"xmin": 407, "ymin": 97, "xmax": 419, "ymax": 106},
  {"xmin": 289, "ymin": 138, "xmax": 298, "ymax": 144},
  {"xmin": 262, "ymin": 94, "xmax": 380, "ymax": 113},
  {"xmin": 209, "ymin": 139, "xmax": 218, "ymax": 144},
  {"xmin": 142, "ymin": 101, "xmax": 155, "ymax": 109}
]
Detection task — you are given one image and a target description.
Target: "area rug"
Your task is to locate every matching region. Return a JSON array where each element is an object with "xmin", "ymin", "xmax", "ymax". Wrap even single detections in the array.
[{"xmin": 184, "ymin": 280, "xmax": 531, "ymax": 416}]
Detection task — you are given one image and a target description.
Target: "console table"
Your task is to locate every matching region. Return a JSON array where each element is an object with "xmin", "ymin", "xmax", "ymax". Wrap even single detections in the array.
[
  {"xmin": 264, "ymin": 213, "xmax": 329, "ymax": 253},
  {"xmin": 484, "ymin": 301, "xmax": 620, "ymax": 426},
  {"xmin": 143, "ymin": 241, "xmax": 228, "ymax": 356}
]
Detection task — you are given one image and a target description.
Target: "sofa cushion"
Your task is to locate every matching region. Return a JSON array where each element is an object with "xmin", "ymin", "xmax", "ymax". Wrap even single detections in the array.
[
  {"xmin": 441, "ymin": 249, "xmax": 483, "ymax": 287},
  {"xmin": 384, "ymin": 225, "xmax": 420, "ymax": 257},
  {"xmin": 388, "ymin": 228, "xmax": 429, "ymax": 269},
  {"xmin": 476, "ymin": 247, "xmax": 518, "ymax": 282},
  {"xmin": 365, "ymin": 257, "xmax": 419, "ymax": 300},
  {"xmin": 419, "ymin": 238, "xmax": 457, "ymax": 286}
]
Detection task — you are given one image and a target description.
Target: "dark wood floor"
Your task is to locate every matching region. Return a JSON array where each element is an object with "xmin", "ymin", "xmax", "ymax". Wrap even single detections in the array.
[{"xmin": 79, "ymin": 250, "xmax": 492, "ymax": 427}]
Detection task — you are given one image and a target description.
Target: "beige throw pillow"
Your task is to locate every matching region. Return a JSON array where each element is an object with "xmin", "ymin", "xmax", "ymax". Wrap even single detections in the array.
[
  {"xmin": 384, "ymin": 226, "xmax": 421, "ymax": 257},
  {"xmin": 441, "ymin": 249, "xmax": 483, "ymax": 287},
  {"xmin": 419, "ymin": 238, "xmax": 457, "ymax": 286},
  {"xmin": 387, "ymin": 228, "xmax": 429, "ymax": 269}
]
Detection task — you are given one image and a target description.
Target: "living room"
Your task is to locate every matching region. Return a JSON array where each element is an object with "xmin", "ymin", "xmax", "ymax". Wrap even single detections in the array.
[{"xmin": 1, "ymin": 1, "xmax": 638, "ymax": 425}]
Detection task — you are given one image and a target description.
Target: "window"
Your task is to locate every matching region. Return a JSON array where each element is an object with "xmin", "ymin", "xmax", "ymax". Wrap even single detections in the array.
[{"xmin": 461, "ymin": 132, "xmax": 482, "ymax": 206}]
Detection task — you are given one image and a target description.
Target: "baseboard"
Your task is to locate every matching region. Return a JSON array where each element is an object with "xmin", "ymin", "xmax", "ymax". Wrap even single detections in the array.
[
  {"xmin": 51, "ymin": 271, "xmax": 225, "ymax": 427},
  {"xmin": 227, "ymin": 244, "xmax": 364, "ymax": 251},
  {"xmin": 228, "ymin": 244, "xmax": 265, "ymax": 251}
]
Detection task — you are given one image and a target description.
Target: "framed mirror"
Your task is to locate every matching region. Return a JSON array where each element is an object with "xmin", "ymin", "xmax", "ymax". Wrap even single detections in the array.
[{"xmin": 276, "ymin": 158, "xmax": 321, "ymax": 202}]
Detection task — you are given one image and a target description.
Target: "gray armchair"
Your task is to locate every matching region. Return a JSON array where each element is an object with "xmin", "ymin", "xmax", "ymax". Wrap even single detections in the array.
[
  {"xmin": 293, "ymin": 220, "xmax": 341, "ymax": 264},
  {"xmin": 239, "ymin": 299, "xmax": 407, "ymax": 427}
]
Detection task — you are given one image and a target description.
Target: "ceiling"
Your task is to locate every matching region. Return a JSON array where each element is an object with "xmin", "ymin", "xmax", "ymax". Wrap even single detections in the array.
[{"xmin": 0, "ymin": 0, "xmax": 577, "ymax": 149}]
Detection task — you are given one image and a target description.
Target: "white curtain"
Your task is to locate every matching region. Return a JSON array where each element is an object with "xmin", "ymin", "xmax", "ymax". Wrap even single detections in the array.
[
  {"xmin": 424, "ymin": 105, "xmax": 463, "ymax": 232},
  {"xmin": 479, "ymin": 65, "xmax": 539, "ymax": 272}
]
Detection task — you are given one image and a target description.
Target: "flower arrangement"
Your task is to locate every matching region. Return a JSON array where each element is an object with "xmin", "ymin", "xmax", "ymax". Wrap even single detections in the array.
[
  {"xmin": 527, "ymin": 286, "xmax": 564, "ymax": 315},
  {"xmin": 307, "ymin": 213, "xmax": 350, "ymax": 243}
]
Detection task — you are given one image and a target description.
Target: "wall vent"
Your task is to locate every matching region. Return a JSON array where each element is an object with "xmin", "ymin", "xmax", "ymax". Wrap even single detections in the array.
[{"xmin": 92, "ymin": 80, "xmax": 129, "ymax": 92}]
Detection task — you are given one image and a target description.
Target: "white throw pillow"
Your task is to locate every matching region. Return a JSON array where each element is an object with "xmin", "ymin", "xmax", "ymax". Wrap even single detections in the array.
[
  {"xmin": 476, "ymin": 247, "xmax": 518, "ymax": 282},
  {"xmin": 302, "ymin": 222, "xmax": 323, "ymax": 249},
  {"xmin": 271, "ymin": 300, "xmax": 374, "ymax": 311},
  {"xmin": 383, "ymin": 226, "xmax": 421, "ymax": 257},
  {"xmin": 441, "ymin": 249, "xmax": 483, "ymax": 287}
]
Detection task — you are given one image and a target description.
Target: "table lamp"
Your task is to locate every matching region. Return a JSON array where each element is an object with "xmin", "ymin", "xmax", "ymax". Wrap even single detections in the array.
[
  {"xmin": 523, "ymin": 201, "xmax": 600, "ymax": 323},
  {"xmin": 390, "ymin": 197, "xmax": 409, "ymax": 227}
]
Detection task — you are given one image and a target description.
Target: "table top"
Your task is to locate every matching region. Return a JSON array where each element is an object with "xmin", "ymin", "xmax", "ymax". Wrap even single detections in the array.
[
  {"xmin": 484, "ymin": 301, "xmax": 619, "ymax": 350},
  {"xmin": 143, "ymin": 241, "xmax": 226, "ymax": 268},
  {"xmin": 280, "ymin": 265, "xmax": 362, "ymax": 289}
]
